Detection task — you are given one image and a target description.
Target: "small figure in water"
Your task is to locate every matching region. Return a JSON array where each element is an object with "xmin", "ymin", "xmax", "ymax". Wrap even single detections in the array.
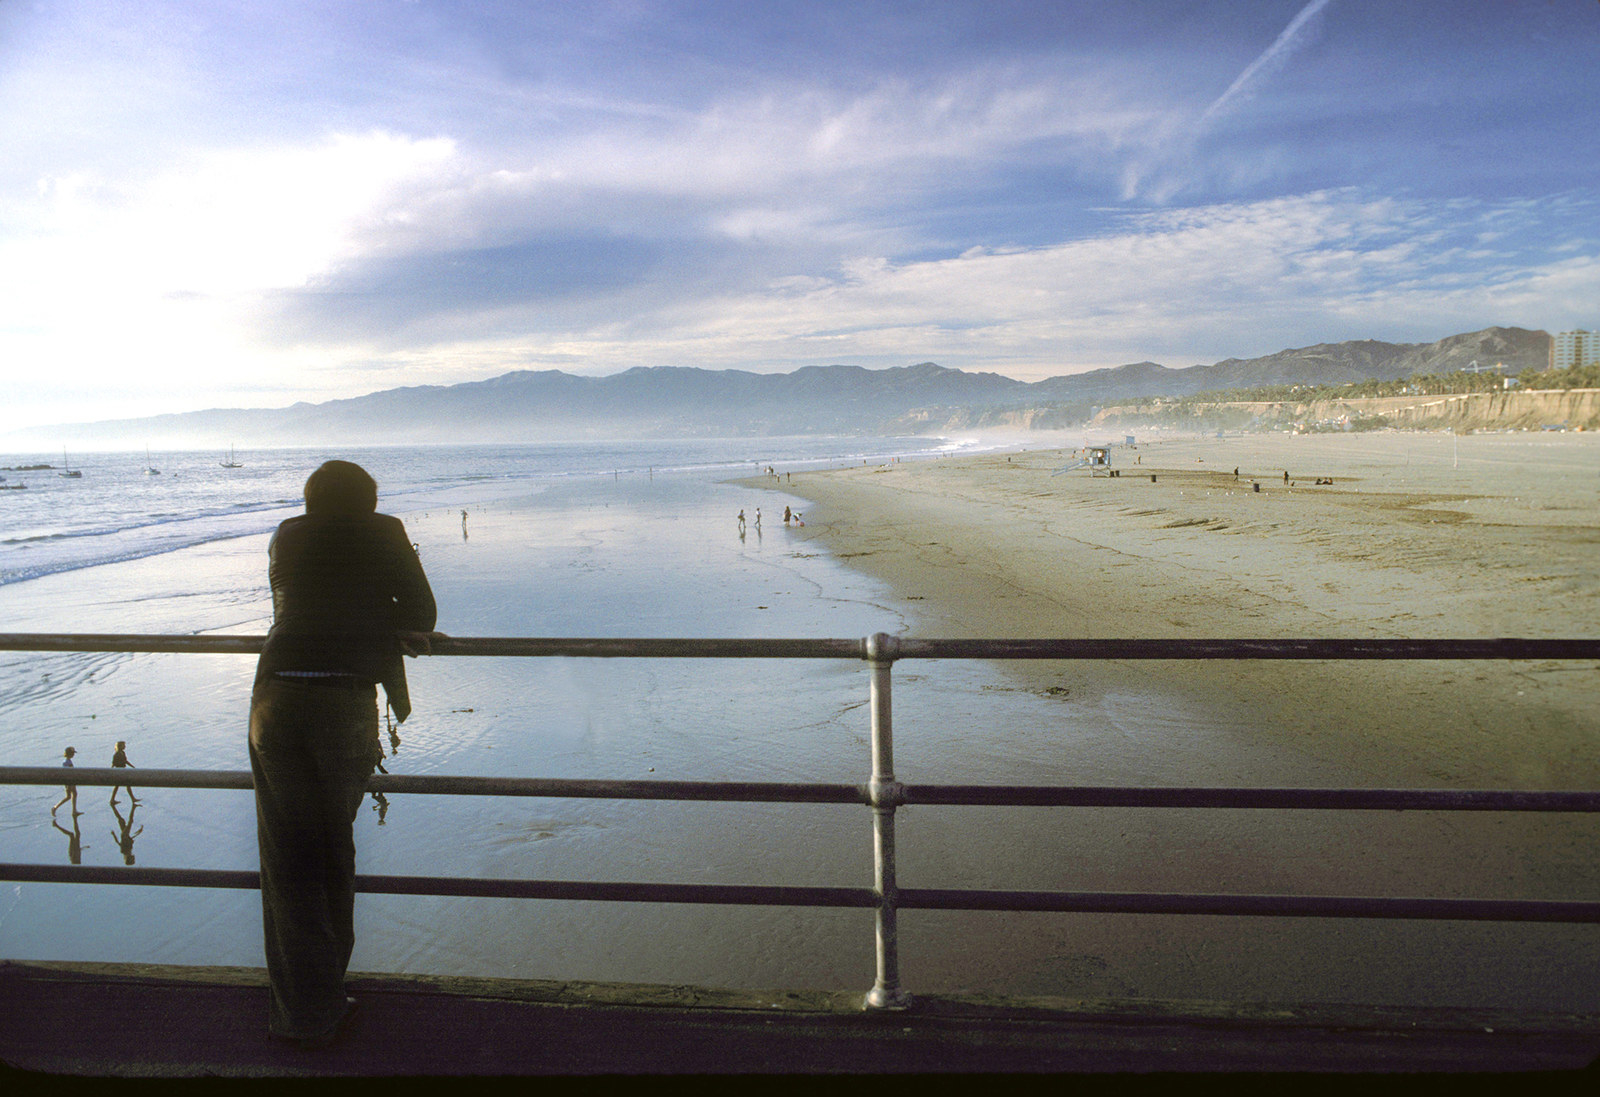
[
  {"xmin": 461, "ymin": 509, "xmax": 469, "ymax": 540},
  {"xmin": 783, "ymin": 506, "xmax": 792, "ymax": 525},
  {"xmin": 737, "ymin": 509, "xmax": 746, "ymax": 533},
  {"xmin": 52, "ymin": 747, "xmax": 78, "ymax": 816},
  {"xmin": 109, "ymin": 740, "xmax": 139, "ymax": 806},
  {"xmin": 754, "ymin": 508, "xmax": 762, "ymax": 531}
]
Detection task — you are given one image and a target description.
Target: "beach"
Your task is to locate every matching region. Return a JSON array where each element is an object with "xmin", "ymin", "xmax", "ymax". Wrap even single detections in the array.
[
  {"xmin": 757, "ymin": 431, "xmax": 1600, "ymax": 790},
  {"xmin": 3, "ymin": 434, "xmax": 1598, "ymax": 1011},
  {"xmin": 725, "ymin": 430, "xmax": 1600, "ymax": 1011}
]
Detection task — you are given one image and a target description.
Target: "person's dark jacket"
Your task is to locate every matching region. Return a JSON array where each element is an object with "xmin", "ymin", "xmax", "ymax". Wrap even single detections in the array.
[{"xmin": 253, "ymin": 512, "xmax": 437, "ymax": 722}]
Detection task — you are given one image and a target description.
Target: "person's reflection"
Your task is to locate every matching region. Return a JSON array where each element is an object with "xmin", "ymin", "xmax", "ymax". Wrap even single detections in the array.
[
  {"xmin": 111, "ymin": 801, "xmax": 144, "ymax": 865},
  {"xmin": 372, "ymin": 717, "xmax": 396, "ymax": 824},
  {"xmin": 52, "ymin": 814, "xmax": 86, "ymax": 864}
]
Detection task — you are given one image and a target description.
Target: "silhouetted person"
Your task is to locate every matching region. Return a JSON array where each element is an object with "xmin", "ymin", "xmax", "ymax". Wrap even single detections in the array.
[
  {"xmin": 111, "ymin": 801, "xmax": 143, "ymax": 865},
  {"xmin": 249, "ymin": 460, "xmax": 441, "ymax": 1046},
  {"xmin": 109, "ymin": 740, "xmax": 138, "ymax": 805},
  {"xmin": 51, "ymin": 747, "xmax": 78, "ymax": 816}
]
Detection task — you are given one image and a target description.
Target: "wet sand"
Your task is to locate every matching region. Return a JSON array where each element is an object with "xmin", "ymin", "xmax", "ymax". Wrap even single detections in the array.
[
  {"xmin": 728, "ymin": 431, "xmax": 1600, "ymax": 1011},
  {"xmin": 755, "ymin": 431, "xmax": 1600, "ymax": 790}
]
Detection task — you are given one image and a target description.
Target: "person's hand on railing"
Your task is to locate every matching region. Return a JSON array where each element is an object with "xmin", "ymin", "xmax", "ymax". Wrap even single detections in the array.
[{"xmin": 398, "ymin": 631, "xmax": 450, "ymax": 657}]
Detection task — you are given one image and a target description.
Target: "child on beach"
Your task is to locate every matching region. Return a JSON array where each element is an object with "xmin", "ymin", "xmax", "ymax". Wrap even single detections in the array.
[
  {"xmin": 109, "ymin": 740, "xmax": 138, "ymax": 806},
  {"xmin": 51, "ymin": 747, "xmax": 78, "ymax": 816}
]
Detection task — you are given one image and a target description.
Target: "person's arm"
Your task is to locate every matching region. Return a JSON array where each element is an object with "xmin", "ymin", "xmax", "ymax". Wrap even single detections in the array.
[
  {"xmin": 386, "ymin": 519, "xmax": 438, "ymax": 634},
  {"xmin": 397, "ymin": 630, "xmax": 448, "ymax": 656}
]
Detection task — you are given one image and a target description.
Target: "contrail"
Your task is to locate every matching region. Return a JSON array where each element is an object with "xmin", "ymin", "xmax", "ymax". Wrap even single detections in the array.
[{"xmin": 1199, "ymin": 0, "xmax": 1335, "ymax": 126}]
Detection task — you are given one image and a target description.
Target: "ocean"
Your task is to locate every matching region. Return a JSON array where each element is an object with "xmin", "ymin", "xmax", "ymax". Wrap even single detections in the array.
[
  {"xmin": 2, "ymin": 438, "xmax": 1594, "ymax": 1010},
  {"xmin": 0, "ymin": 436, "xmax": 1082, "ymax": 994}
]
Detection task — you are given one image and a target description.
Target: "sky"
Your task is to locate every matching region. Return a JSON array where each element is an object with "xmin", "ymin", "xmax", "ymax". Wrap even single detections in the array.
[{"xmin": 1, "ymin": 0, "xmax": 1597, "ymax": 433}]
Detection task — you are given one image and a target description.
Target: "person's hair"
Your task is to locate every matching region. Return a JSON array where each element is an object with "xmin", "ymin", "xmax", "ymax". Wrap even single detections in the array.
[{"xmin": 304, "ymin": 460, "xmax": 378, "ymax": 515}]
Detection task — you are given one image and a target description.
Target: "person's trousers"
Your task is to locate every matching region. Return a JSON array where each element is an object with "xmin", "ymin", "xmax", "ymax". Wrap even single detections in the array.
[{"xmin": 248, "ymin": 677, "xmax": 381, "ymax": 1040}]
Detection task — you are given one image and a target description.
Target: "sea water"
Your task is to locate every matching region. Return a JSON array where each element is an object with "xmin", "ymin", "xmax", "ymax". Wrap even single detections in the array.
[
  {"xmin": 1, "ymin": 439, "xmax": 1595, "ymax": 1009},
  {"xmin": 0, "ymin": 437, "xmax": 1062, "ymax": 992}
]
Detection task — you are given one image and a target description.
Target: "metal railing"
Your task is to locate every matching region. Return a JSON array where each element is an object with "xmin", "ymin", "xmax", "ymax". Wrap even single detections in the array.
[{"xmin": 3, "ymin": 632, "xmax": 1600, "ymax": 1009}]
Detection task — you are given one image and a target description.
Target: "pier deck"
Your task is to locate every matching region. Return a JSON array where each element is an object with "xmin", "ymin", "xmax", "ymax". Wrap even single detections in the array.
[{"xmin": 2, "ymin": 961, "xmax": 1597, "ymax": 1076}]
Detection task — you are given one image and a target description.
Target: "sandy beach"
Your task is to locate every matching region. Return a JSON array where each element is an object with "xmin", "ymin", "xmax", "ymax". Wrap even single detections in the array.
[{"xmin": 756, "ymin": 430, "xmax": 1600, "ymax": 790}]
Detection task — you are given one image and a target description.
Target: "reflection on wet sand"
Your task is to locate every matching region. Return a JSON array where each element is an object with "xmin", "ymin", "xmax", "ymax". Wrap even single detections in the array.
[
  {"xmin": 111, "ymin": 801, "xmax": 143, "ymax": 865},
  {"xmin": 52, "ymin": 814, "xmax": 86, "ymax": 865}
]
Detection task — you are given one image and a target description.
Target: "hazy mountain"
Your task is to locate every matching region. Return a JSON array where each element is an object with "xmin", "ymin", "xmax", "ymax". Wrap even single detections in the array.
[
  {"xmin": 6, "ymin": 327, "xmax": 1550, "ymax": 448},
  {"xmin": 1026, "ymin": 327, "xmax": 1550, "ymax": 402}
]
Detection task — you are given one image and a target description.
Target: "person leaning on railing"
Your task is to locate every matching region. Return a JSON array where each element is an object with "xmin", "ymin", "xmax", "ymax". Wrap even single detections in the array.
[{"xmin": 247, "ymin": 459, "xmax": 445, "ymax": 1048}]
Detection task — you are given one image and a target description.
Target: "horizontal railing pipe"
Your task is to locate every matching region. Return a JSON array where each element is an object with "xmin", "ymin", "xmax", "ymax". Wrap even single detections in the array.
[
  {"xmin": 4, "ymin": 864, "xmax": 1598, "ymax": 925},
  {"xmin": 895, "ymin": 889, "xmax": 1600, "ymax": 923},
  {"xmin": 4, "ymin": 634, "xmax": 1599, "ymax": 661},
  {"xmin": 889, "ymin": 637, "xmax": 1600, "ymax": 661},
  {"xmin": 3, "ymin": 767, "xmax": 256, "ymax": 791},
  {"xmin": 0, "ymin": 634, "xmax": 867, "ymax": 659},
  {"xmin": 0, "ymin": 865, "xmax": 879, "ymax": 908},
  {"xmin": 901, "ymin": 785, "xmax": 1600, "ymax": 812},
  {"xmin": 0, "ymin": 767, "xmax": 868, "ymax": 804},
  {"xmin": 9, "ymin": 769, "xmax": 1600, "ymax": 814}
]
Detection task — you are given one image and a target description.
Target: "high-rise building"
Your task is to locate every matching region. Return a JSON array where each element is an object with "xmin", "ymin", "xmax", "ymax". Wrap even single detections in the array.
[{"xmin": 1551, "ymin": 330, "xmax": 1600, "ymax": 370}]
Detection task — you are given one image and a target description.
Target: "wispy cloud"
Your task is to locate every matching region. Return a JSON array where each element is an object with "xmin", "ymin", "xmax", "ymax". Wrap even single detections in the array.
[
  {"xmin": 1123, "ymin": 0, "xmax": 1337, "ymax": 203},
  {"xmin": 299, "ymin": 190, "xmax": 1593, "ymax": 382},
  {"xmin": 1198, "ymin": 0, "xmax": 1336, "ymax": 127}
]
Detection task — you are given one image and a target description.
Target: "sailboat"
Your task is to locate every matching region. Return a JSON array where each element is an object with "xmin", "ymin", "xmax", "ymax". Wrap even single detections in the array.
[
  {"xmin": 144, "ymin": 446, "xmax": 160, "ymax": 476},
  {"xmin": 220, "ymin": 445, "xmax": 243, "ymax": 469},
  {"xmin": 59, "ymin": 447, "xmax": 82, "ymax": 478}
]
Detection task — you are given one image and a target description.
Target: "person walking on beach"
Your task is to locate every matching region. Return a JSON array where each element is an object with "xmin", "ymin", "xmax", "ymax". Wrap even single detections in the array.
[
  {"xmin": 249, "ymin": 459, "xmax": 442, "ymax": 1047},
  {"xmin": 51, "ymin": 746, "xmax": 78, "ymax": 816},
  {"xmin": 109, "ymin": 740, "xmax": 138, "ymax": 805},
  {"xmin": 737, "ymin": 509, "xmax": 746, "ymax": 533}
]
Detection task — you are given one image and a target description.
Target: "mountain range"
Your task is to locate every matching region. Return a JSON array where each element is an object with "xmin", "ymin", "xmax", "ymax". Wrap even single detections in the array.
[{"xmin": 8, "ymin": 326, "xmax": 1551, "ymax": 447}]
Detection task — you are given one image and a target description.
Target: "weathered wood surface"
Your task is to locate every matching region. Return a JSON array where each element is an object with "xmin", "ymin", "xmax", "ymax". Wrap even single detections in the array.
[{"xmin": 2, "ymin": 961, "xmax": 1598, "ymax": 1076}]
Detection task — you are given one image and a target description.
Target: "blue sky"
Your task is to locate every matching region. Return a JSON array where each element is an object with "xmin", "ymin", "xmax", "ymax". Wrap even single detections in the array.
[{"xmin": 1, "ymin": 0, "xmax": 1596, "ymax": 432}]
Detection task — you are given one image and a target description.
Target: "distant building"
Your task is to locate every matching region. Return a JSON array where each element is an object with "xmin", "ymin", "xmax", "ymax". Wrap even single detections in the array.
[{"xmin": 1551, "ymin": 330, "xmax": 1600, "ymax": 371}]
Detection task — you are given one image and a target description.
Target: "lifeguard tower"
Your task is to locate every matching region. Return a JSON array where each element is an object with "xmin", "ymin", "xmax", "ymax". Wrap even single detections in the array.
[{"xmin": 1052, "ymin": 446, "xmax": 1114, "ymax": 476}]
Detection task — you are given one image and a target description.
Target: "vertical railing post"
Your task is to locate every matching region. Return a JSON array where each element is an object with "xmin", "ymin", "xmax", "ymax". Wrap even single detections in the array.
[{"xmin": 864, "ymin": 631, "xmax": 911, "ymax": 1009}]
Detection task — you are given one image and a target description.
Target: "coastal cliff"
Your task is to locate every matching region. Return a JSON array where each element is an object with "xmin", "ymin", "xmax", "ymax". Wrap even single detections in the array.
[{"xmin": 1087, "ymin": 388, "xmax": 1600, "ymax": 433}]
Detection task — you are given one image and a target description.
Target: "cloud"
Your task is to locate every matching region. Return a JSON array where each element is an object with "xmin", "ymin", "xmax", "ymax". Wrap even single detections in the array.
[
  {"xmin": 1198, "ymin": 0, "xmax": 1336, "ymax": 128},
  {"xmin": 457, "ymin": 189, "xmax": 1593, "ymax": 378},
  {"xmin": 1122, "ymin": 0, "xmax": 1337, "ymax": 203}
]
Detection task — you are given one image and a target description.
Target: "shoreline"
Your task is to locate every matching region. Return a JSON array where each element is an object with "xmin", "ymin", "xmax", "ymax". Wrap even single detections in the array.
[{"xmin": 744, "ymin": 431, "xmax": 1600, "ymax": 788}]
